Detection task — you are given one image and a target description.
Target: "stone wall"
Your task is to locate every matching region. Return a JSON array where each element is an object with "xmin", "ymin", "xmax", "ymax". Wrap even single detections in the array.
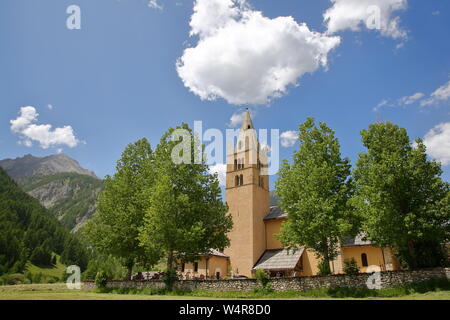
[{"xmin": 82, "ymin": 268, "xmax": 450, "ymax": 292}]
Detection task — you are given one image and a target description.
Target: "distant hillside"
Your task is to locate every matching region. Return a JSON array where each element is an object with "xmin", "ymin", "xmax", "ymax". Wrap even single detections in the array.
[
  {"xmin": 0, "ymin": 167, "xmax": 87, "ymax": 275},
  {"xmin": 270, "ymin": 191, "xmax": 279, "ymax": 206},
  {"xmin": 0, "ymin": 154, "xmax": 103, "ymax": 231}
]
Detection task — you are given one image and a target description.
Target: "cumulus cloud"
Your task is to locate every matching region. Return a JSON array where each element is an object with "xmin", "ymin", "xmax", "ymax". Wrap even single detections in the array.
[
  {"xmin": 176, "ymin": 0, "xmax": 341, "ymax": 105},
  {"xmin": 10, "ymin": 106, "xmax": 80, "ymax": 149},
  {"xmin": 423, "ymin": 122, "xmax": 450, "ymax": 166},
  {"xmin": 209, "ymin": 163, "xmax": 227, "ymax": 186},
  {"xmin": 280, "ymin": 130, "xmax": 298, "ymax": 147},
  {"xmin": 324, "ymin": 0, "xmax": 408, "ymax": 39},
  {"xmin": 420, "ymin": 80, "xmax": 450, "ymax": 107}
]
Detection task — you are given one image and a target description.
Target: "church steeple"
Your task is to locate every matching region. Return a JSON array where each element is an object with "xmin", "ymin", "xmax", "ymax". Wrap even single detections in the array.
[
  {"xmin": 241, "ymin": 108, "xmax": 254, "ymax": 131},
  {"xmin": 224, "ymin": 108, "xmax": 270, "ymax": 277}
]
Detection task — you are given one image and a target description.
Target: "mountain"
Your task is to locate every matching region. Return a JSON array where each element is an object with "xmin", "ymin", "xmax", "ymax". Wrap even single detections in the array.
[
  {"xmin": 0, "ymin": 167, "xmax": 87, "ymax": 275},
  {"xmin": 0, "ymin": 154, "xmax": 96, "ymax": 180},
  {"xmin": 269, "ymin": 191, "xmax": 279, "ymax": 206},
  {"xmin": 0, "ymin": 154, "xmax": 103, "ymax": 232}
]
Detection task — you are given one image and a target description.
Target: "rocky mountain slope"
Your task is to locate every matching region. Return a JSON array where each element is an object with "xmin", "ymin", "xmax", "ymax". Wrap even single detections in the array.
[
  {"xmin": 0, "ymin": 154, "xmax": 97, "ymax": 180},
  {"xmin": 0, "ymin": 154, "xmax": 103, "ymax": 232}
]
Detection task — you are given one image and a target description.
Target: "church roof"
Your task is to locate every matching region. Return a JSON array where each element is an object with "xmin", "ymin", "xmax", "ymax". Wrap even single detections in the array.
[
  {"xmin": 342, "ymin": 234, "xmax": 372, "ymax": 247},
  {"xmin": 241, "ymin": 109, "xmax": 254, "ymax": 130},
  {"xmin": 199, "ymin": 249, "xmax": 229, "ymax": 258},
  {"xmin": 253, "ymin": 248, "xmax": 304, "ymax": 271},
  {"xmin": 264, "ymin": 206, "xmax": 287, "ymax": 221}
]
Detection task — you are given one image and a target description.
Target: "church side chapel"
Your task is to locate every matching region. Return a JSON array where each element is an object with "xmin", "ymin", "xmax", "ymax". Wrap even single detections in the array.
[{"xmin": 178, "ymin": 110, "xmax": 400, "ymax": 280}]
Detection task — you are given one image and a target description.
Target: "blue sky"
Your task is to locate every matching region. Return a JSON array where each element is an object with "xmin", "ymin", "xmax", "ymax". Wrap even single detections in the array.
[{"xmin": 1, "ymin": 0, "xmax": 449, "ymax": 192}]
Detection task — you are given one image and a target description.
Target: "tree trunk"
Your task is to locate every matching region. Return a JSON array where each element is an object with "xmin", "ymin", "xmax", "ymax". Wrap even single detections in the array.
[
  {"xmin": 407, "ymin": 240, "xmax": 417, "ymax": 269},
  {"xmin": 126, "ymin": 259, "xmax": 134, "ymax": 280}
]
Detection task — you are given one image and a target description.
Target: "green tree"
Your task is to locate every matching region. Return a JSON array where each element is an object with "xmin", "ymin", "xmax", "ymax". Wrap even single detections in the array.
[
  {"xmin": 138, "ymin": 124, "xmax": 232, "ymax": 288},
  {"xmin": 275, "ymin": 118, "xmax": 355, "ymax": 275},
  {"xmin": 352, "ymin": 122, "xmax": 450, "ymax": 268},
  {"xmin": 83, "ymin": 138, "xmax": 159, "ymax": 279}
]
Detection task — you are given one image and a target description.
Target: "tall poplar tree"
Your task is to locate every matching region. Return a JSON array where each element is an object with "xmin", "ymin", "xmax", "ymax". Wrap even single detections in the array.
[
  {"xmin": 276, "ymin": 118, "xmax": 355, "ymax": 274},
  {"xmin": 352, "ymin": 122, "xmax": 450, "ymax": 268},
  {"xmin": 83, "ymin": 138, "xmax": 159, "ymax": 279},
  {"xmin": 138, "ymin": 123, "xmax": 232, "ymax": 283}
]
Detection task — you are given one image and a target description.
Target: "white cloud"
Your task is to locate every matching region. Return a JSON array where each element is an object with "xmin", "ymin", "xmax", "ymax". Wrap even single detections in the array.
[
  {"xmin": 228, "ymin": 109, "xmax": 256, "ymax": 128},
  {"xmin": 47, "ymin": 104, "xmax": 53, "ymax": 110},
  {"xmin": 398, "ymin": 92, "xmax": 425, "ymax": 106},
  {"xmin": 280, "ymin": 130, "xmax": 298, "ymax": 147},
  {"xmin": 421, "ymin": 80, "xmax": 450, "ymax": 107},
  {"xmin": 10, "ymin": 106, "xmax": 80, "ymax": 149},
  {"xmin": 209, "ymin": 163, "xmax": 227, "ymax": 186},
  {"xmin": 423, "ymin": 122, "xmax": 450, "ymax": 166},
  {"xmin": 324, "ymin": 0, "xmax": 408, "ymax": 39},
  {"xmin": 148, "ymin": 0, "xmax": 163, "ymax": 10},
  {"xmin": 228, "ymin": 111, "xmax": 244, "ymax": 128},
  {"xmin": 176, "ymin": 0, "xmax": 341, "ymax": 105}
]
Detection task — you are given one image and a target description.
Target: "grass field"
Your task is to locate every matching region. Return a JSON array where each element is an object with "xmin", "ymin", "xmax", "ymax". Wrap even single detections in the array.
[
  {"xmin": 25, "ymin": 255, "xmax": 66, "ymax": 280},
  {"xmin": 0, "ymin": 283, "xmax": 449, "ymax": 300}
]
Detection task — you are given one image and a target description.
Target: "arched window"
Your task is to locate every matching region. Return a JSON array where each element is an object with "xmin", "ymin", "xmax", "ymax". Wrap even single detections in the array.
[
  {"xmin": 240, "ymin": 174, "xmax": 243, "ymax": 186},
  {"xmin": 235, "ymin": 176, "xmax": 239, "ymax": 187},
  {"xmin": 234, "ymin": 159, "xmax": 237, "ymax": 171},
  {"xmin": 361, "ymin": 253, "xmax": 368, "ymax": 267}
]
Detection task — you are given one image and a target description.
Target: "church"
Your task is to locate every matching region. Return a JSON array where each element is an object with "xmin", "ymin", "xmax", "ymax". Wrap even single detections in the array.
[{"xmin": 179, "ymin": 110, "xmax": 400, "ymax": 279}]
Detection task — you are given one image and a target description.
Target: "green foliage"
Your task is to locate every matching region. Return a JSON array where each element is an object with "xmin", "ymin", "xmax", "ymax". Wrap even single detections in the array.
[
  {"xmin": 83, "ymin": 138, "xmax": 158, "ymax": 279},
  {"xmin": 0, "ymin": 167, "xmax": 88, "ymax": 276},
  {"xmin": 162, "ymin": 269, "xmax": 179, "ymax": 291},
  {"xmin": 82, "ymin": 253, "xmax": 127, "ymax": 280},
  {"xmin": 276, "ymin": 118, "xmax": 356, "ymax": 267},
  {"xmin": 352, "ymin": 122, "xmax": 450, "ymax": 269},
  {"xmin": 19, "ymin": 173, "xmax": 104, "ymax": 231},
  {"xmin": 254, "ymin": 269, "xmax": 270, "ymax": 288},
  {"xmin": 30, "ymin": 246, "xmax": 52, "ymax": 267},
  {"xmin": 254, "ymin": 269, "xmax": 273, "ymax": 293},
  {"xmin": 343, "ymin": 258, "xmax": 359, "ymax": 275},
  {"xmin": 317, "ymin": 260, "xmax": 332, "ymax": 276},
  {"xmin": 95, "ymin": 271, "xmax": 108, "ymax": 289},
  {"xmin": 138, "ymin": 124, "xmax": 232, "ymax": 273}
]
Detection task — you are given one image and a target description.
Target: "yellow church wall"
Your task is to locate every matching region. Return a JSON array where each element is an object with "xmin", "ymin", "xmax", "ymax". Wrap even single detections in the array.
[
  {"xmin": 265, "ymin": 218, "xmax": 286, "ymax": 250},
  {"xmin": 341, "ymin": 246, "xmax": 399, "ymax": 273},
  {"xmin": 207, "ymin": 256, "xmax": 229, "ymax": 279},
  {"xmin": 300, "ymin": 249, "xmax": 321, "ymax": 276},
  {"xmin": 180, "ymin": 256, "xmax": 229, "ymax": 279}
]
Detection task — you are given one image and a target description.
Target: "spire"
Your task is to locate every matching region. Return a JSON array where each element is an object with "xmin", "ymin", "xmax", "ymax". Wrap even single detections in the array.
[{"xmin": 241, "ymin": 108, "xmax": 254, "ymax": 131}]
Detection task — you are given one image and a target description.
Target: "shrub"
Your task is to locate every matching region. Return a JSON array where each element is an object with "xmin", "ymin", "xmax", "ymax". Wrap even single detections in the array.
[
  {"xmin": 343, "ymin": 258, "xmax": 359, "ymax": 275},
  {"xmin": 162, "ymin": 269, "xmax": 179, "ymax": 291},
  {"xmin": 95, "ymin": 271, "xmax": 108, "ymax": 289},
  {"xmin": 317, "ymin": 260, "xmax": 332, "ymax": 276},
  {"xmin": 3, "ymin": 273, "xmax": 26, "ymax": 285},
  {"xmin": 254, "ymin": 269, "xmax": 273, "ymax": 293}
]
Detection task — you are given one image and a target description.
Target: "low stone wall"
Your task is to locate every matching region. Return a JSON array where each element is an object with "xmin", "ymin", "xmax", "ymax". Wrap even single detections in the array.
[{"xmin": 82, "ymin": 268, "xmax": 450, "ymax": 292}]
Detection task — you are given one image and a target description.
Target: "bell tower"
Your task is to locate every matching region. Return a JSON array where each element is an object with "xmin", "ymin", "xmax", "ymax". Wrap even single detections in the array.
[{"xmin": 224, "ymin": 109, "xmax": 270, "ymax": 277}]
